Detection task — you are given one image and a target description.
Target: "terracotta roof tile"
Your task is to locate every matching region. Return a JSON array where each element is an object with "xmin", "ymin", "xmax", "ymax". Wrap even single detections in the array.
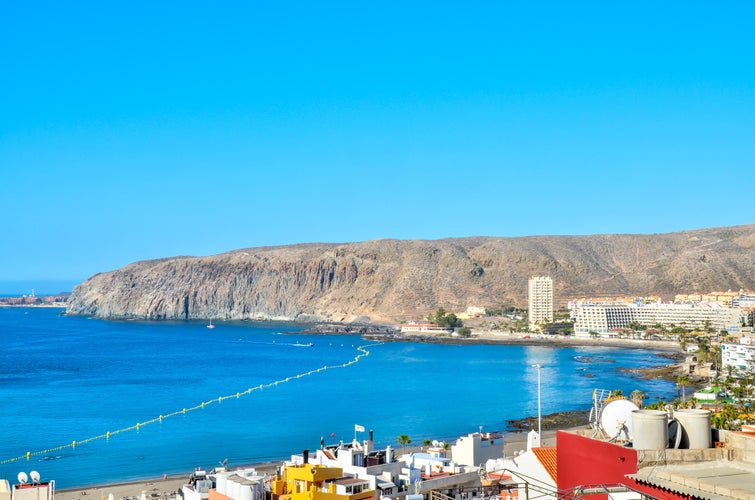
[{"xmin": 532, "ymin": 446, "xmax": 557, "ymax": 483}]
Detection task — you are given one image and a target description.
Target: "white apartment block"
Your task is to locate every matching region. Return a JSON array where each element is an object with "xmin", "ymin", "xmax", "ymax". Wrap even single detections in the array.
[
  {"xmin": 722, "ymin": 338, "xmax": 755, "ymax": 375},
  {"xmin": 733, "ymin": 293, "xmax": 755, "ymax": 309},
  {"xmin": 528, "ymin": 276, "xmax": 553, "ymax": 330},
  {"xmin": 573, "ymin": 302, "xmax": 744, "ymax": 338}
]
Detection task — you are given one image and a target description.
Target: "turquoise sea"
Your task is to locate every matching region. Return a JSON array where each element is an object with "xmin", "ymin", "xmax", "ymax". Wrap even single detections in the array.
[{"xmin": 0, "ymin": 307, "xmax": 676, "ymax": 489}]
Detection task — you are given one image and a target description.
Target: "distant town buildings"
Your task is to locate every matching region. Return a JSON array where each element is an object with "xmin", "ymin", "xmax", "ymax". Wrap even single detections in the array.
[
  {"xmin": 0, "ymin": 294, "xmax": 67, "ymax": 306},
  {"xmin": 675, "ymin": 290, "xmax": 743, "ymax": 307},
  {"xmin": 457, "ymin": 306, "xmax": 486, "ymax": 320},
  {"xmin": 721, "ymin": 337, "xmax": 755, "ymax": 375},
  {"xmin": 528, "ymin": 276, "xmax": 553, "ymax": 331},
  {"xmin": 399, "ymin": 322, "xmax": 453, "ymax": 334},
  {"xmin": 572, "ymin": 302, "xmax": 744, "ymax": 338}
]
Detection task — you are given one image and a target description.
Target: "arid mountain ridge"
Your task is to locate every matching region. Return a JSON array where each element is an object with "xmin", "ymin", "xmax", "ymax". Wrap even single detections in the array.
[{"xmin": 66, "ymin": 225, "xmax": 755, "ymax": 323}]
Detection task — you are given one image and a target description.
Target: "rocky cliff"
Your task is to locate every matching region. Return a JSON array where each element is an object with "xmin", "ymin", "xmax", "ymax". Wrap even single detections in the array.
[{"xmin": 66, "ymin": 225, "xmax": 755, "ymax": 322}]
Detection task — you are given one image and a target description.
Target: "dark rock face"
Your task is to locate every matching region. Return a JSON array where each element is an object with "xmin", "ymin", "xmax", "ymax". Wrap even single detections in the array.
[{"xmin": 66, "ymin": 225, "xmax": 755, "ymax": 322}]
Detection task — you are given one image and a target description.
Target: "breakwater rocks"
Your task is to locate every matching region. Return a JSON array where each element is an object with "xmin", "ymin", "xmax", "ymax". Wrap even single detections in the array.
[
  {"xmin": 300, "ymin": 323, "xmax": 400, "ymax": 335},
  {"xmin": 66, "ymin": 225, "xmax": 755, "ymax": 321},
  {"xmin": 507, "ymin": 410, "xmax": 591, "ymax": 431}
]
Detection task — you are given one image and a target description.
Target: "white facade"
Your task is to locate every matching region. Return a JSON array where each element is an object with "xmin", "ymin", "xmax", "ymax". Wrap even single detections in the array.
[
  {"xmin": 733, "ymin": 293, "xmax": 755, "ymax": 308},
  {"xmin": 400, "ymin": 323, "xmax": 453, "ymax": 334},
  {"xmin": 573, "ymin": 305, "xmax": 636, "ymax": 336},
  {"xmin": 450, "ymin": 432, "xmax": 504, "ymax": 467},
  {"xmin": 573, "ymin": 303, "xmax": 744, "ymax": 338},
  {"xmin": 528, "ymin": 276, "xmax": 553, "ymax": 330},
  {"xmin": 721, "ymin": 340, "xmax": 755, "ymax": 375}
]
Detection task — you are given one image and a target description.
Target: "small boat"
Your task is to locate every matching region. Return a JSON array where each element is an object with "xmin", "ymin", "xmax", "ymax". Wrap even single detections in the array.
[{"xmin": 207, "ymin": 320, "xmax": 215, "ymax": 329}]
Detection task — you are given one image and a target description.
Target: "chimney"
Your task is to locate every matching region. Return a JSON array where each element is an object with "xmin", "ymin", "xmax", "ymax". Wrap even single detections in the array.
[{"xmin": 303, "ymin": 449, "xmax": 309, "ymax": 464}]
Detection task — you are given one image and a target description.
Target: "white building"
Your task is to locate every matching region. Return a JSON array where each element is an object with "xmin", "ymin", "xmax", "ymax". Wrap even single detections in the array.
[
  {"xmin": 450, "ymin": 432, "xmax": 504, "ymax": 468},
  {"xmin": 733, "ymin": 292, "xmax": 755, "ymax": 309},
  {"xmin": 303, "ymin": 438, "xmax": 402, "ymax": 498},
  {"xmin": 573, "ymin": 302, "xmax": 744, "ymax": 338},
  {"xmin": 721, "ymin": 338, "xmax": 755, "ymax": 375},
  {"xmin": 8, "ymin": 474, "xmax": 54, "ymax": 500},
  {"xmin": 528, "ymin": 276, "xmax": 553, "ymax": 331},
  {"xmin": 486, "ymin": 441, "xmax": 557, "ymax": 500},
  {"xmin": 400, "ymin": 323, "xmax": 453, "ymax": 334}
]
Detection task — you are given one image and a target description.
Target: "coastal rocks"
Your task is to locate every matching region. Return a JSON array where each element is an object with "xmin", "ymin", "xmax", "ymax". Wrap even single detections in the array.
[
  {"xmin": 300, "ymin": 323, "xmax": 400, "ymax": 335},
  {"xmin": 507, "ymin": 410, "xmax": 590, "ymax": 431},
  {"xmin": 66, "ymin": 225, "xmax": 755, "ymax": 322}
]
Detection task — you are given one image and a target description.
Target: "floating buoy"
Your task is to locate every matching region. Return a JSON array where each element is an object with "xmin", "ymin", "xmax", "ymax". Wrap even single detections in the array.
[{"xmin": 0, "ymin": 342, "xmax": 382, "ymax": 465}]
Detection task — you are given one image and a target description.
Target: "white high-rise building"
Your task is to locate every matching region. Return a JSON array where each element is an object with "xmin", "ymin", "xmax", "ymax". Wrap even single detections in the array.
[{"xmin": 528, "ymin": 276, "xmax": 553, "ymax": 330}]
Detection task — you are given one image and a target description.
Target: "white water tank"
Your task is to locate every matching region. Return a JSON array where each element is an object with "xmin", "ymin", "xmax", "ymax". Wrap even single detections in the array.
[
  {"xmin": 674, "ymin": 409, "xmax": 712, "ymax": 449},
  {"xmin": 230, "ymin": 478, "xmax": 240, "ymax": 499},
  {"xmin": 239, "ymin": 480, "xmax": 253, "ymax": 500},
  {"xmin": 216, "ymin": 473, "xmax": 227, "ymax": 496},
  {"xmin": 631, "ymin": 410, "xmax": 668, "ymax": 450}
]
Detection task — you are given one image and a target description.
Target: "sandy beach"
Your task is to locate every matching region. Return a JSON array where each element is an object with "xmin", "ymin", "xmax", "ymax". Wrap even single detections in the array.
[
  {"xmin": 54, "ymin": 428, "xmax": 569, "ymax": 500},
  {"xmin": 387, "ymin": 330, "xmax": 683, "ymax": 353}
]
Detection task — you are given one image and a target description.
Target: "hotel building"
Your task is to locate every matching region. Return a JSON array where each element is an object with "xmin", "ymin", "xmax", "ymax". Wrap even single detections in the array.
[
  {"xmin": 528, "ymin": 276, "xmax": 553, "ymax": 331},
  {"xmin": 573, "ymin": 301, "xmax": 744, "ymax": 338},
  {"xmin": 721, "ymin": 337, "xmax": 755, "ymax": 375}
]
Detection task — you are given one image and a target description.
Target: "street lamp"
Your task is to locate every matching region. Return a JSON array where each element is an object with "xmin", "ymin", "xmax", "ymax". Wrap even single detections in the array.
[{"xmin": 533, "ymin": 363, "xmax": 542, "ymax": 443}]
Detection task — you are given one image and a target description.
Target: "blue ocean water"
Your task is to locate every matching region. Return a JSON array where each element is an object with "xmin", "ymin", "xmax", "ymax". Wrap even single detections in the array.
[{"xmin": 0, "ymin": 308, "xmax": 676, "ymax": 489}]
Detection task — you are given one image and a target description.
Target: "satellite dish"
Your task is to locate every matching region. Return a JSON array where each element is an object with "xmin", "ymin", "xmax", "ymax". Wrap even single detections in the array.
[
  {"xmin": 30, "ymin": 471, "xmax": 40, "ymax": 483},
  {"xmin": 431, "ymin": 440, "xmax": 439, "ymax": 447},
  {"xmin": 17, "ymin": 472, "xmax": 28, "ymax": 484},
  {"xmin": 600, "ymin": 399, "xmax": 639, "ymax": 440}
]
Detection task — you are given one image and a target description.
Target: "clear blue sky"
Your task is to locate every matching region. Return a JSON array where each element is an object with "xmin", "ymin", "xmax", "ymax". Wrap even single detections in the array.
[{"xmin": 2, "ymin": 2, "xmax": 754, "ymax": 291}]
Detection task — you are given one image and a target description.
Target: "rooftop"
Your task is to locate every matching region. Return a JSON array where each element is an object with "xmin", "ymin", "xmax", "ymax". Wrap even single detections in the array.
[
  {"xmin": 531, "ymin": 446, "xmax": 557, "ymax": 483},
  {"xmin": 630, "ymin": 462, "xmax": 755, "ymax": 500}
]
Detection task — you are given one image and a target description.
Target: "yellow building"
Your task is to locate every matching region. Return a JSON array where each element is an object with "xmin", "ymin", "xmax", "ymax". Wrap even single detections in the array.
[{"xmin": 272, "ymin": 464, "xmax": 375, "ymax": 500}]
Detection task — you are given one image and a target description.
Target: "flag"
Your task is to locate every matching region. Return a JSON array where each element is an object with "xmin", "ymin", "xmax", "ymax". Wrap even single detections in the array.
[{"xmin": 355, "ymin": 424, "xmax": 365, "ymax": 432}]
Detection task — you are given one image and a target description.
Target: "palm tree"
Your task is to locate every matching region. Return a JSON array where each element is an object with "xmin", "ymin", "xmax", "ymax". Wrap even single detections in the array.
[
  {"xmin": 423, "ymin": 438, "xmax": 432, "ymax": 450},
  {"xmin": 631, "ymin": 390, "xmax": 645, "ymax": 408},
  {"xmin": 713, "ymin": 404, "xmax": 740, "ymax": 431},
  {"xmin": 397, "ymin": 434, "xmax": 411, "ymax": 454}
]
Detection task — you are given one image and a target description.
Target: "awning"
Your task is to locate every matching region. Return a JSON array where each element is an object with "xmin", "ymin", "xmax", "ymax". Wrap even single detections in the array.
[{"xmin": 376, "ymin": 480, "xmax": 396, "ymax": 490}]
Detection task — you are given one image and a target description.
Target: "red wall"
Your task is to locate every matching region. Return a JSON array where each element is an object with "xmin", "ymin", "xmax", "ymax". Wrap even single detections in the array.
[
  {"xmin": 557, "ymin": 431, "xmax": 638, "ymax": 499},
  {"xmin": 556, "ymin": 431, "xmax": 692, "ymax": 500}
]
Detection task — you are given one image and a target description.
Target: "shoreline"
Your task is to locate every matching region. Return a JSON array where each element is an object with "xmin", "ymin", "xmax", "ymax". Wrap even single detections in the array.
[
  {"xmin": 28, "ymin": 317, "xmax": 684, "ymax": 495},
  {"xmin": 363, "ymin": 331, "xmax": 684, "ymax": 354}
]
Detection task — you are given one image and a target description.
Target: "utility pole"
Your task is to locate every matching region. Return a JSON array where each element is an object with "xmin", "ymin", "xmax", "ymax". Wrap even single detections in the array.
[{"xmin": 533, "ymin": 363, "xmax": 542, "ymax": 443}]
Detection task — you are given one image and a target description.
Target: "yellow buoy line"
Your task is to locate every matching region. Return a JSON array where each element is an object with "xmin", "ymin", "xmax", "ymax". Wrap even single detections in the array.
[{"xmin": 1, "ymin": 342, "xmax": 379, "ymax": 465}]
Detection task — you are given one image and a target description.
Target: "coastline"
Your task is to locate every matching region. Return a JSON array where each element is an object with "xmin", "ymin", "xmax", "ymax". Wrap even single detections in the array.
[
  {"xmin": 16, "ymin": 315, "xmax": 684, "ymax": 494},
  {"xmin": 363, "ymin": 330, "xmax": 684, "ymax": 354}
]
